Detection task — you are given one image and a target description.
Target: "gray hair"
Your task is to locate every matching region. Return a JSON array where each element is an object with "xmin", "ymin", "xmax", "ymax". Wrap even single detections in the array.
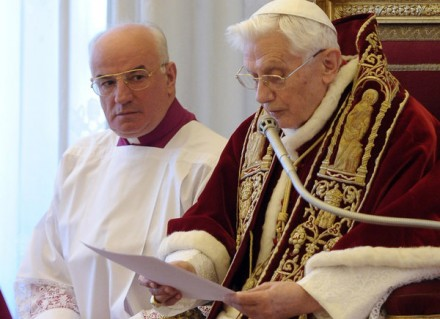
[
  {"xmin": 225, "ymin": 14, "xmax": 339, "ymax": 61},
  {"xmin": 143, "ymin": 22, "xmax": 170, "ymax": 64}
]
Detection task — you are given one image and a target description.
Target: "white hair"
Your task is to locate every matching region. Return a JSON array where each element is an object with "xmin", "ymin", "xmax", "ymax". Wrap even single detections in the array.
[{"xmin": 225, "ymin": 14, "xmax": 339, "ymax": 61}]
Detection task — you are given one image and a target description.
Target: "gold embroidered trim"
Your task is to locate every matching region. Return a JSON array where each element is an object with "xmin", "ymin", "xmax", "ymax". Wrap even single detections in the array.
[
  {"xmin": 334, "ymin": 3, "xmax": 440, "ymax": 19},
  {"xmin": 260, "ymin": 15, "xmax": 406, "ymax": 286},
  {"xmin": 236, "ymin": 110, "xmax": 274, "ymax": 249},
  {"xmin": 320, "ymin": 16, "xmax": 401, "ymax": 187},
  {"xmin": 235, "ymin": 17, "xmax": 409, "ymax": 316},
  {"xmin": 320, "ymin": 0, "xmax": 440, "ymax": 24},
  {"xmin": 275, "ymin": 177, "xmax": 292, "ymax": 245},
  {"xmin": 389, "ymin": 63, "xmax": 440, "ymax": 72},
  {"xmin": 241, "ymin": 135, "xmax": 326, "ymax": 290},
  {"xmin": 379, "ymin": 24, "xmax": 440, "ymax": 41}
]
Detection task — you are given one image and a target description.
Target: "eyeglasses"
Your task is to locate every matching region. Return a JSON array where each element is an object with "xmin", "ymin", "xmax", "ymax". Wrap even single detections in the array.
[
  {"xmin": 235, "ymin": 49, "xmax": 325, "ymax": 90},
  {"xmin": 90, "ymin": 64, "xmax": 167, "ymax": 96}
]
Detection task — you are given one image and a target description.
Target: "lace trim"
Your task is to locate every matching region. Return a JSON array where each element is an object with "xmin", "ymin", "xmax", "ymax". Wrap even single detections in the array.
[
  {"xmin": 15, "ymin": 278, "xmax": 79, "ymax": 319},
  {"xmin": 142, "ymin": 305, "xmax": 210, "ymax": 319}
]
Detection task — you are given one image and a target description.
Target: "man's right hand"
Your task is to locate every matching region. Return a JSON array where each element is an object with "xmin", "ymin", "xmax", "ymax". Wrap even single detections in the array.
[{"xmin": 138, "ymin": 261, "xmax": 196, "ymax": 306}]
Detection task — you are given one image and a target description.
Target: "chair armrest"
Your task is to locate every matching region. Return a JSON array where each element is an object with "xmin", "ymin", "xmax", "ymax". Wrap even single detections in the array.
[{"xmin": 384, "ymin": 279, "xmax": 440, "ymax": 316}]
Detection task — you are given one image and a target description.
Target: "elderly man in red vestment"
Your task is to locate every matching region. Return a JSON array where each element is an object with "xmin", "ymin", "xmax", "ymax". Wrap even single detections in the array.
[{"xmin": 139, "ymin": 0, "xmax": 440, "ymax": 318}]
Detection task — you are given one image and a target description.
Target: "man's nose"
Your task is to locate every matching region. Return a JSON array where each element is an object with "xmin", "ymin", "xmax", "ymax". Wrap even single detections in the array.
[
  {"xmin": 114, "ymin": 78, "xmax": 133, "ymax": 103},
  {"xmin": 256, "ymin": 81, "xmax": 275, "ymax": 105}
]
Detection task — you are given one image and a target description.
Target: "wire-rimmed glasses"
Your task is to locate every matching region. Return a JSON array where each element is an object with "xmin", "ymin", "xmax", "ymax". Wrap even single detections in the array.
[
  {"xmin": 90, "ymin": 64, "xmax": 167, "ymax": 96},
  {"xmin": 235, "ymin": 49, "xmax": 325, "ymax": 90}
]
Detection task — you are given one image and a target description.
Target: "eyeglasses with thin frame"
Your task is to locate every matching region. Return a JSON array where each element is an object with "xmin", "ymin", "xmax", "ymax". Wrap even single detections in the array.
[
  {"xmin": 235, "ymin": 49, "xmax": 325, "ymax": 90},
  {"xmin": 90, "ymin": 63, "xmax": 168, "ymax": 96}
]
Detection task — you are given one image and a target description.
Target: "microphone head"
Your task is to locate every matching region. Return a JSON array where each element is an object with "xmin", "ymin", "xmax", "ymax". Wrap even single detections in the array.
[{"xmin": 258, "ymin": 115, "xmax": 279, "ymax": 134}]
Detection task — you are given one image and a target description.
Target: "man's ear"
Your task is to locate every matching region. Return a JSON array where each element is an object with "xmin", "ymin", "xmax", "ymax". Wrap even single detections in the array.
[
  {"xmin": 166, "ymin": 62, "xmax": 177, "ymax": 86},
  {"xmin": 321, "ymin": 48, "xmax": 342, "ymax": 84},
  {"xmin": 165, "ymin": 62, "xmax": 177, "ymax": 96}
]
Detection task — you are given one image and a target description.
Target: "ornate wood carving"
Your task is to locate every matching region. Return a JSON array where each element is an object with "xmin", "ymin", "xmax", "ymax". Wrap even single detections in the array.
[
  {"xmin": 318, "ymin": 0, "xmax": 440, "ymax": 22},
  {"xmin": 379, "ymin": 23, "xmax": 440, "ymax": 40},
  {"xmin": 315, "ymin": 0, "xmax": 440, "ymax": 118},
  {"xmin": 317, "ymin": 0, "xmax": 440, "ymax": 40}
]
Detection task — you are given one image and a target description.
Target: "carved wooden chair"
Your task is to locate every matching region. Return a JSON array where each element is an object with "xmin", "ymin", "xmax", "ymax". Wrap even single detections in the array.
[
  {"xmin": 318, "ymin": 0, "xmax": 440, "ymax": 121},
  {"xmin": 0, "ymin": 290, "xmax": 12, "ymax": 319},
  {"xmin": 317, "ymin": 1, "xmax": 440, "ymax": 317}
]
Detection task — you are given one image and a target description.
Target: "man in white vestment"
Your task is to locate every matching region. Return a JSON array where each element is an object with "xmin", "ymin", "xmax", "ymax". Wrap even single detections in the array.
[{"xmin": 14, "ymin": 22, "xmax": 227, "ymax": 319}]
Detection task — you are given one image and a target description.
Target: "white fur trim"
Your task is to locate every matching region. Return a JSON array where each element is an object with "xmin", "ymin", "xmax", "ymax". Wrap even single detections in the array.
[
  {"xmin": 164, "ymin": 249, "xmax": 218, "ymax": 283},
  {"xmin": 256, "ymin": 57, "xmax": 360, "ymax": 269},
  {"xmin": 300, "ymin": 264, "xmax": 440, "ymax": 319},
  {"xmin": 305, "ymin": 246, "xmax": 440, "ymax": 272},
  {"xmin": 158, "ymin": 231, "xmax": 231, "ymax": 282},
  {"xmin": 300, "ymin": 246, "xmax": 440, "ymax": 318},
  {"xmin": 256, "ymin": 171, "xmax": 290, "ymax": 266}
]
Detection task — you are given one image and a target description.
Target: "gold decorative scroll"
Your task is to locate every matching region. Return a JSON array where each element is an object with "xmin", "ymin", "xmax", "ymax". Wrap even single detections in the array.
[
  {"xmin": 317, "ymin": 0, "xmax": 440, "ymax": 23},
  {"xmin": 378, "ymin": 24, "xmax": 440, "ymax": 41},
  {"xmin": 316, "ymin": 0, "xmax": 440, "ymax": 40},
  {"xmin": 388, "ymin": 63, "xmax": 440, "ymax": 72}
]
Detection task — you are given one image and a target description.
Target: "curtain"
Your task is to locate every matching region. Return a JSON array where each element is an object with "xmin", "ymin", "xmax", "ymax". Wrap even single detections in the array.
[
  {"xmin": 0, "ymin": 0, "xmax": 268, "ymax": 316},
  {"xmin": 0, "ymin": 0, "xmax": 107, "ymax": 315},
  {"xmin": 108, "ymin": 0, "xmax": 269, "ymax": 137}
]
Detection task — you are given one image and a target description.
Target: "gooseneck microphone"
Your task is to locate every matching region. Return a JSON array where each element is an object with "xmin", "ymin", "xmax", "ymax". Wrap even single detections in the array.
[{"xmin": 258, "ymin": 115, "xmax": 440, "ymax": 230}]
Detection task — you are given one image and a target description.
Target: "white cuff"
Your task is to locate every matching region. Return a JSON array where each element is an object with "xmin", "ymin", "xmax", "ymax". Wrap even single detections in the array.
[
  {"xmin": 150, "ymin": 249, "xmax": 217, "ymax": 317},
  {"xmin": 165, "ymin": 249, "xmax": 218, "ymax": 283},
  {"xmin": 158, "ymin": 230, "xmax": 230, "ymax": 282},
  {"xmin": 35, "ymin": 308, "xmax": 80, "ymax": 319},
  {"xmin": 299, "ymin": 247, "xmax": 440, "ymax": 319}
]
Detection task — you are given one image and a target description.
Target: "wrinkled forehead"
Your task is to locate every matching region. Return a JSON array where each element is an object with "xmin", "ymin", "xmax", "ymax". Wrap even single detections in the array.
[
  {"xmin": 242, "ymin": 31, "xmax": 299, "ymax": 68},
  {"xmin": 90, "ymin": 28, "xmax": 159, "ymax": 75}
]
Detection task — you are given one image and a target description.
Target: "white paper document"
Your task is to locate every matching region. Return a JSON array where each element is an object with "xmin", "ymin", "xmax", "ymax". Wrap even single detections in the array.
[{"xmin": 84, "ymin": 243, "xmax": 233, "ymax": 301}]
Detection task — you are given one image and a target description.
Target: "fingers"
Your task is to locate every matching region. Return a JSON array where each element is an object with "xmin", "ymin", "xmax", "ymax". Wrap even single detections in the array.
[
  {"xmin": 224, "ymin": 282, "xmax": 321, "ymax": 319},
  {"xmin": 224, "ymin": 291, "xmax": 260, "ymax": 309},
  {"xmin": 170, "ymin": 260, "xmax": 196, "ymax": 273},
  {"xmin": 150, "ymin": 286, "xmax": 182, "ymax": 306},
  {"xmin": 150, "ymin": 289, "xmax": 182, "ymax": 307},
  {"xmin": 138, "ymin": 275, "xmax": 150, "ymax": 286},
  {"xmin": 157, "ymin": 291, "xmax": 183, "ymax": 306},
  {"xmin": 137, "ymin": 260, "xmax": 194, "ymax": 307},
  {"xmin": 224, "ymin": 293, "xmax": 261, "ymax": 319},
  {"xmin": 137, "ymin": 276, "xmax": 164, "ymax": 292},
  {"xmin": 137, "ymin": 276, "xmax": 183, "ymax": 306}
]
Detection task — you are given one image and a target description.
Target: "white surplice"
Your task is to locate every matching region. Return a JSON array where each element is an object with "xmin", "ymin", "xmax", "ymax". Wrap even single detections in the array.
[{"xmin": 15, "ymin": 121, "xmax": 226, "ymax": 319}]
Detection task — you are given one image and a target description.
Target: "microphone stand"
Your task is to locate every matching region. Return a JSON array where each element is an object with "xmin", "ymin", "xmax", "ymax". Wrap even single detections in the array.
[{"xmin": 258, "ymin": 116, "xmax": 440, "ymax": 230}]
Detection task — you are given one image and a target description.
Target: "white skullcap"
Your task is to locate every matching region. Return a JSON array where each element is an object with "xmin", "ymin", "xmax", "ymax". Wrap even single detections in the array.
[{"xmin": 252, "ymin": 0, "xmax": 336, "ymax": 33}]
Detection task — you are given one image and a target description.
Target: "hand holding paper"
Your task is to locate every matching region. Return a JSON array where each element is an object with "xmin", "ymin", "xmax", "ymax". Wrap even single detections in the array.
[{"xmin": 84, "ymin": 242, "xmax": 233, "ymax": 301}]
